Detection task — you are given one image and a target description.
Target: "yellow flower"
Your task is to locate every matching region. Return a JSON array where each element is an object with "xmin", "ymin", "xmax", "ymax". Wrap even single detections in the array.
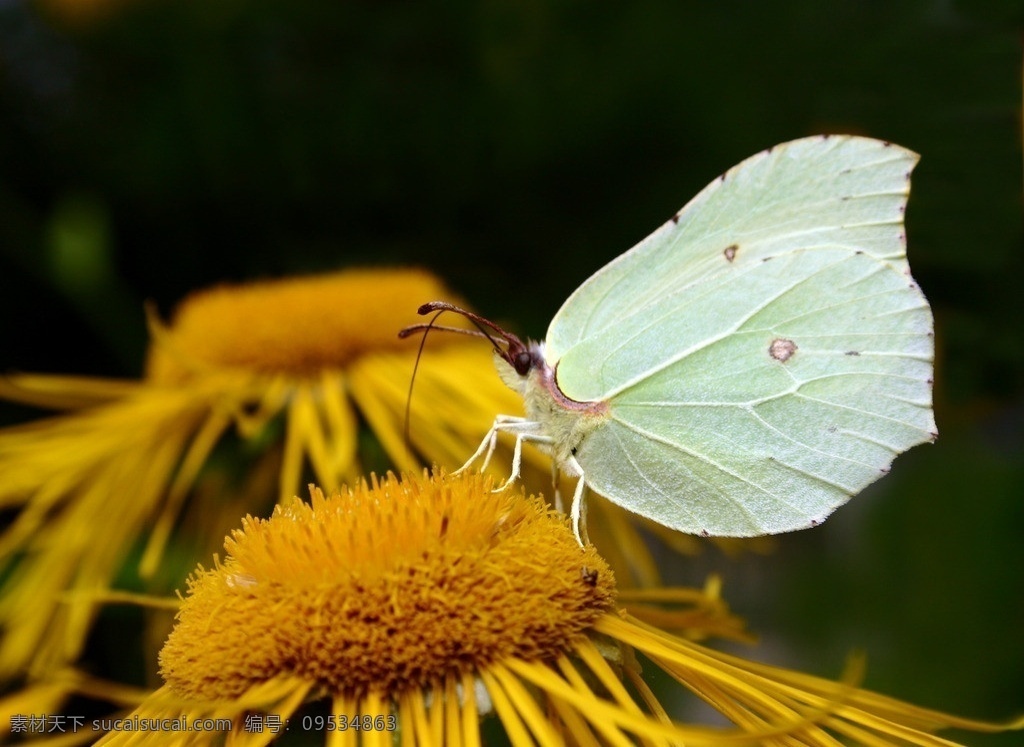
[
  {"xmin": 29, "ymin": 471, "xmax": 1018, "ymax": 746},
  {"xmin": 161, "ymin": 472, "xmax": 614, "ymax": 707},
  {"xmin": 0, "ymin": 268, "xmax": 525, "ymax": 679}
]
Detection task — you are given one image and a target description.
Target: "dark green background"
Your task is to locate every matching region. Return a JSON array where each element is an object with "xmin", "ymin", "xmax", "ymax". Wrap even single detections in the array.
[{"xmin": 1, "ymin": 1, "xmax": 1021, "ymax": 742}]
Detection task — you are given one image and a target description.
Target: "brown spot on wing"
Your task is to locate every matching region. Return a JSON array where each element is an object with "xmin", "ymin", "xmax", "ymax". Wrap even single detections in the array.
[{"xmin": 769, "ymin": 338, "xmax": 798, "ymax": 362}]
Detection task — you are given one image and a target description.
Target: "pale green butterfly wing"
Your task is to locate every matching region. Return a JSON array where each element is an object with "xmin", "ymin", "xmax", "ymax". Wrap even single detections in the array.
[
  {"xmin": 546, "ymin": 135, "xmax": 917, "ymax": 374},
  {"xmin": 571, "ymin": 247, "xmax": 934, "ymax": 535},
  {"xmin": 543, "ymin": 135, "xmax": 934, "ymax": 536}
]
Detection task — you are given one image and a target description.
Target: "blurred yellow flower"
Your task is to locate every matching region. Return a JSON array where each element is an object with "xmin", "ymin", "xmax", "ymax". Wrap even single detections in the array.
[
  {"xmin": 0, "ymin": 268, "xmax": 524, "ymax": 679},
  {"xmin": 15, "ymin": 471, "xmax": 1017, "ymax": 746}
]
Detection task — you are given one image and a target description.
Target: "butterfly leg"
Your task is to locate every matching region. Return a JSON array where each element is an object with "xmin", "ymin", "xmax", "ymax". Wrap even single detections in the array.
[
  {"xmin": 494, "ymin": 425, "xmax": 552, "ymax": 492},
  {"xmin": 481, "ymin": 415, "xmax": 532, "ymax": 472},
  {"xmin": 463, "ymin": 419, "xmax": 589, "ymax": 544},
  {"xmin": 550, "ymin": 460, "xmax": 563, "ymax": 513},
  {"xmin": 455, "ymin": 415, "xmax": 530, "ymax": 474},
  {"xmin": 564, "ymin": 455, "xmax": 590, "ymax": 546}
]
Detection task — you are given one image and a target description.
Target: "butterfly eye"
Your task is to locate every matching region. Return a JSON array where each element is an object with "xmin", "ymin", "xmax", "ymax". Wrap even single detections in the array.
[{"xmin": 513, "ymin": 351, "xmax": 533, "ymax": 375}]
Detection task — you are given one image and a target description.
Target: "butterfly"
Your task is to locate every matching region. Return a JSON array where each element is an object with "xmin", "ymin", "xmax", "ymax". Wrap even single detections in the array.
[{"xmin": 406, "ymin": 135, "xmax": 936, "ymax": 544}]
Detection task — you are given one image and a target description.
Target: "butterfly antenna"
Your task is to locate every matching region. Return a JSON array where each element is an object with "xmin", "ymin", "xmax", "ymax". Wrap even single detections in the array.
[
  {"xmin": 411, "ymin": 301, "xmax": 528, "ymax": 363},
  {"xmin": 400, "ymin": 302, "xmax": 515, "ymax": 462},
  {"xmin": 402, "ymin": 308, "xmax": 446, "ymax": 460}
]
